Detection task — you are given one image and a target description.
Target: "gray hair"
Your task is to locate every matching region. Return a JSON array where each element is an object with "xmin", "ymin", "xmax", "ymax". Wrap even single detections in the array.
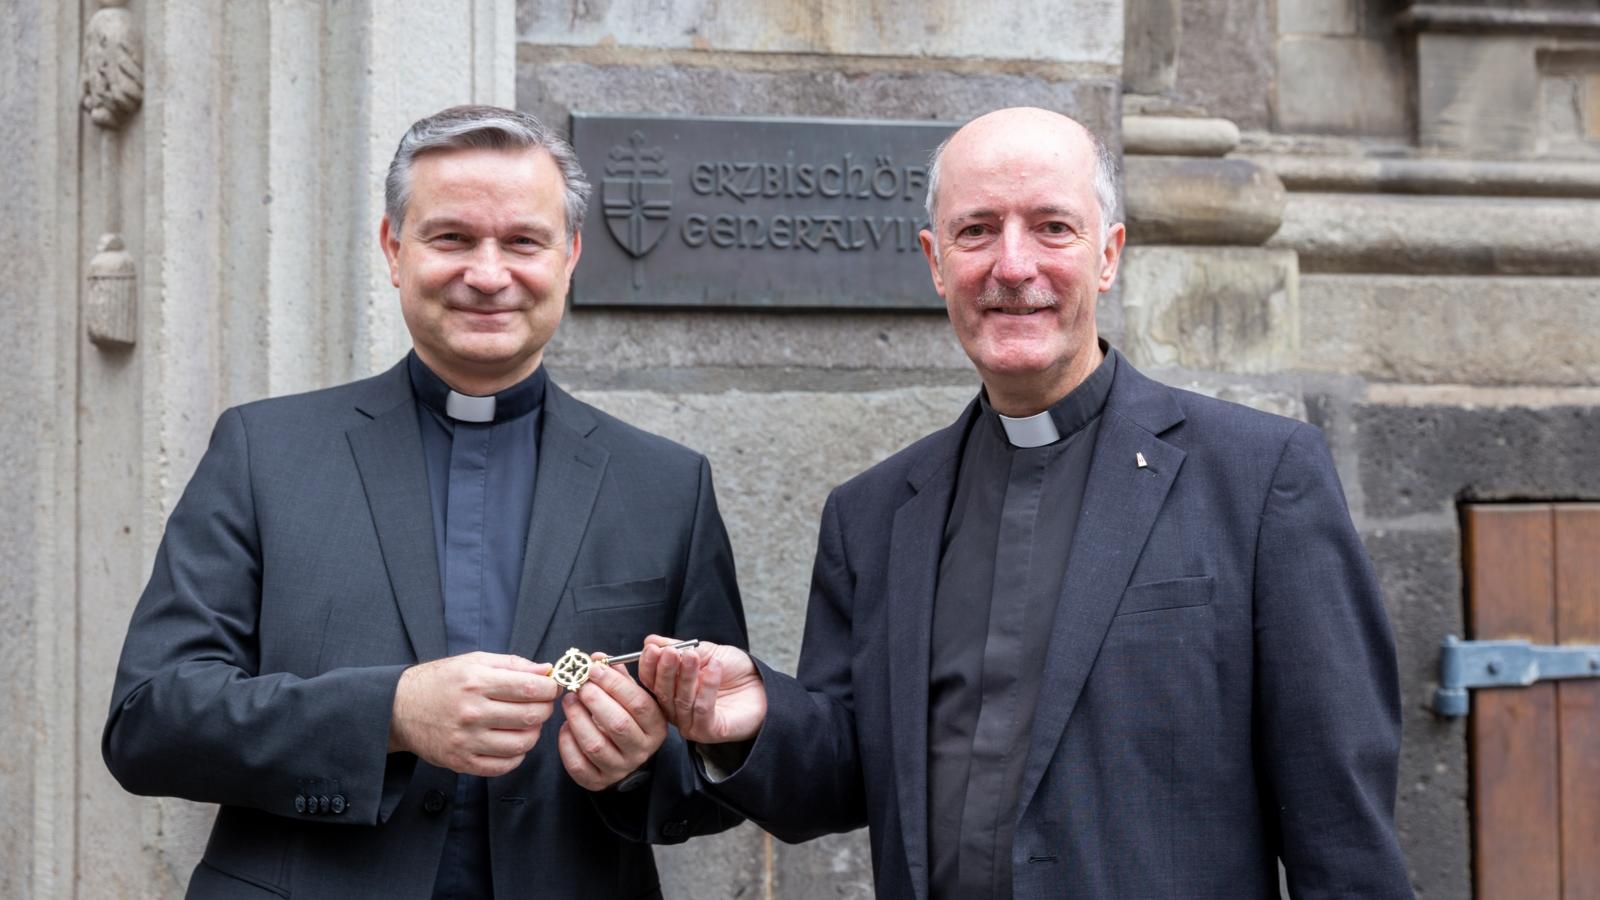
[
  {"xmin": 923, "ymin": 119, "xmax": 1120, "ymax": 243},
  {"xmin": 384, "ymin": 105, "xmax": 592, "ymax": 242}
]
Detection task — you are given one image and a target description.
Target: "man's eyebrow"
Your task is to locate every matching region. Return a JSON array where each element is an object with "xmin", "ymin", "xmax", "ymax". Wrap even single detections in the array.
[
  {"xmin": 410, "ymin": 216, "xmax": 474, "ymax": 234},
  {"xmin": 945, "ymin": 209, "xmax": 997, "ymax": 231},
  {"xmin": 410, "ymin": 216, "xmax": 556, "ymax": 235},
  {"xmin": 945, "ymin": 205, "xmax": 1087, "ymax": 229},
  {"xmin": 1030, "ymin": 205, "xmax": 1086, "ymax": 220}
]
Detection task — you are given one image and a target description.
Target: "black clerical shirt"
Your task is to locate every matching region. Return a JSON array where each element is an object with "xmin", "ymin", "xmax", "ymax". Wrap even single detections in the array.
[
  {"xmin": 928, "ymin": 349, "xmax": 1116, "ymax": 899},
  {"xmin": 407, "ymin": 352, "xmax": 545, "ymax": 900}
]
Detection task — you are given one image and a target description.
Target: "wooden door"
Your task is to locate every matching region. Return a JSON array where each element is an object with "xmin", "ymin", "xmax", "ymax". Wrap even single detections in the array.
[{"xmin": 1464, "ymin": 504, "xmax": 1600, "ymax": 900}]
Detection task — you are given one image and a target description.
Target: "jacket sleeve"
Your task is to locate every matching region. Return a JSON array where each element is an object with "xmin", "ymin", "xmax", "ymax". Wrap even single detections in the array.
[
  {"xmin": 700, "ymin": 490, "xmax": 869, "ymax": 842},
  {"xmin": 589, "ymin": 454, "xmax": 750, "ymax": 843},
  {"xmin": 102, "ymin": 408, "xmax": 413, "ymax": 826},
  {"xmin": 1253, "ymin": 424, "xmax": 1414, "ymax": 898}
]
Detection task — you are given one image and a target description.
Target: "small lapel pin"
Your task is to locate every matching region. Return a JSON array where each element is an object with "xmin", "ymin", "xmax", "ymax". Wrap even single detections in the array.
[{"xmin": 1135, "ymin": 452, "xmax": 1148, "ymax": 469}]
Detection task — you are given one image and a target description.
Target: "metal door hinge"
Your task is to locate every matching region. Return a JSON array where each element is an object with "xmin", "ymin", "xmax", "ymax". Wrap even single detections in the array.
[{"xmin": 1432, "ymin": 635, "xmax": 1600, "ymax": 717}]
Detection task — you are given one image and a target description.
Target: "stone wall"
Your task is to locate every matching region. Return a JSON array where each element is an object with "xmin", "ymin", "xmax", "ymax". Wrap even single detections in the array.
[
  {"xmin": 5, "ymin": 0, "xmax": 1600, "ymax": 896},
  {"xmin": 521, "ymin": 2, "xmax": 1123, "ymax": 893},
  {"xmin": 1, "ymin": 2, "xmax": 519, "ymax": 896},
  {"xmin": 1258, "ymin": 4, "xmax": 1600, "ymax": 896}
]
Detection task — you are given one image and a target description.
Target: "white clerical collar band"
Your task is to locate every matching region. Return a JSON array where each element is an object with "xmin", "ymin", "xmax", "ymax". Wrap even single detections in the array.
[
  {"xmin": 445, "ymin": 391, "xmax": 496, "ymax": 423},
  {"xmin": 998, "ymin": 410, "xmax": 1061, "ymax": 448}
]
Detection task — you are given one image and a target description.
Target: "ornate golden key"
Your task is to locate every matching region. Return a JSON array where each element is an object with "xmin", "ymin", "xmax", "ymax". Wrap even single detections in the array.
[{"xmin": 550, "ymin": 639, "xmax": 700, "ymax": 692}]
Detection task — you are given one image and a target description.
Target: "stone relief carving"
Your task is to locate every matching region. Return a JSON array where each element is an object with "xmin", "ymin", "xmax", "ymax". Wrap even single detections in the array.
[
  {"xmin": 86, "ymin": 234, "xmax": 138, "ymax": 348},
  {"xmin": 81, "ymin": 0, "xmax": 143, "ymax": 130},
  {"xmin": 80, "ymin": 0, "xmax": 144, "ymax": 349}
]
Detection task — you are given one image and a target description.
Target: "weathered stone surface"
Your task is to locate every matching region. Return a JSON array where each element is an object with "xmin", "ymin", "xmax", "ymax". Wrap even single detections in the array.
[
  {"xmin": 1279, "ymin": 0, "xmax": 1361, "ymax": 36},
  {"xmin": 1361, "ymin": 528, "xmax": 1471, "ymax": 900},
  {"xmin": 1301, "ymin": 274, "xmax": 1600, "ymax": 385},
  {"xmin": 1120, "ymin": 246, "xmax": 1298, "ymax": 373},
  {"xmin": 1123, "ymin": 156, "xmax": 1285, "ymax": 245},
  {"xmin": 1139, "ymin": 368, "xmax": 1308, "ymax": 420},
  {"xmin": 1416, "ymin": 33, "xmax": 1543, "ymax": 156},
  {"xmin": 1173, "ymin": 0, "xmax": 1276, "ymax": 129},
  {"xmin": 1540, "ymin": 62, "xmax": 1600, "ymax": 160},
  {"xmin": 1123, "ymin": 0, "xmax": 1181, "ymax": 93},
  {"xmin": 1270, "ymin": 192, "xmax": 1600, "ymax": 275},
  {"xmin": 1276, "ymin": 35, "xmax": 1410, "ymax": 136},
  {"xmin": 1245, "ymin": 153, "xmax": 1600, "ymax": 197},
  {"xmin": 1352, "ymin": 394, "xmax": 1600, "ymax": 519},
  {"xmin": 574, "ymin": 384, "xmax": 975, "ymax": 896},
  {"xmin": 662, "ymin": 825, "xmax": 879, "ymax": 899},
  {"xmin": 1400, "ymin": 4, "xmax": 1600, "ymax": 37},
  {"xmin": 1121, "ymin": 92, "xmax": 1211, "ymax": 119},
  {"xmin": 548, "ymin": 309, "xmax": 969, "ymax": 372},
  {"xmin": 519, "ymin": 58, "xmax": 1122, "ymax": 143},
  {"xmin": 1, "ymin": 4, "xmax": 62, "ymax": 896},
  {"xmin": 569, "ymin": 387, "xmax": 977, "ymax": 675},
  {"xmin": 1122, "ymin": 114, "xmax": 1240, "ymax": 156},
  {"xmin": 1406, "ymin": 17, "xmax": 1600, "ymax": 158},
  {"xmin": 775, "ymin": 830, "xmax": 877, "ymax": 898},
  {"xmin": 519, "ymin": 0, "xmax": 1125, "ymax": 68},
  {"xmin": 655, "ymin": 823, "xmax": 769, "ymax": 897}
]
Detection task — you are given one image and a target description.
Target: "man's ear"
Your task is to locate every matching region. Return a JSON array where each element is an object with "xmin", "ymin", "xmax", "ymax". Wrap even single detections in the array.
[
  {"xmin": 919, "ymin": 228, "xmax": 945, "ymax": 297},
  {"xmin": 379, "ymin": 217, "xmax": 402, "ymax": 288},
  {"xmin": 565, "ymin": 230, "xmax": 583, "ymax": 281},
  {"xmin": 1097, "ymin": 222, "xmax": 1126, "ymax": 293}
]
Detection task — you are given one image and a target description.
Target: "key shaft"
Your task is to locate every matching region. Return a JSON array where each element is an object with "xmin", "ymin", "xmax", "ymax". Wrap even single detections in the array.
[{"xmin": 602, "ymin": 638, "xmax": 699, "ymax": 667}]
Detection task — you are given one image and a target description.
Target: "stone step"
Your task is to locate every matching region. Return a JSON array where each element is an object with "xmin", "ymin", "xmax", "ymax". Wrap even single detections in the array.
[
  {"xmin": 1268, "ymin": 192, "xmax": 1600, "ymax": 275},
  {"xmin": 1299, "ymin": 273, "xmax": 1600, "ymax": 385},
  {"xmin": 1243, "ymin": 154, "xmax": 1600, "ymax": 199}
]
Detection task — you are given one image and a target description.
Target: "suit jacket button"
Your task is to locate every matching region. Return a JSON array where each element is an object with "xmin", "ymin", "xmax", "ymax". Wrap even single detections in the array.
[
  {"xmin": 422, "ymin": 789, "xmax": 447, "ymax": 814},
  {"xmin": 661, "ymin": 820, "xmax": 689, "ymax": 840},
  {"xmin": 330, "ymin": 794, "xmax": 347, "ymax": 814},
  {"xmin": 318, "ymin": 795, "xmax": 331, "ymax": 814},
  {"xmin": 294, "ymin": 795, "xmax": 307, "ymax": 814}
]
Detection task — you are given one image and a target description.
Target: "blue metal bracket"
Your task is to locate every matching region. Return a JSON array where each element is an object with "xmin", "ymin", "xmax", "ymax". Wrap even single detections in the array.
[{"xmin": 1433, "ymin": 635, "xmax": 1600, "ymax": 717}]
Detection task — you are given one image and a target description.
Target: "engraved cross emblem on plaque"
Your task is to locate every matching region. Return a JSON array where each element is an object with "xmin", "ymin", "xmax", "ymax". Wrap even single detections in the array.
[{"xmin": 602, "ymin": 131, "xmax": 672, "ymax": 290}]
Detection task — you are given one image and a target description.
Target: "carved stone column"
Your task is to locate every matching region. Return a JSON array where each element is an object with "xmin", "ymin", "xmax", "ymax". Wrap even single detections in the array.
[
  {"xmin": 81, "ymin": 0, "xmax": 143, "ymax": 349},
  {"xmin": 1118, "ymin": 15, "xmax": 1300, "ymax": 390}
]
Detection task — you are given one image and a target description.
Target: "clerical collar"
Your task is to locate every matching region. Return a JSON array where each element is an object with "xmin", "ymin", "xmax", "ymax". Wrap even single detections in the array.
[
  {"xmin": 981, "ymin": 344, "xmax": 1118, "ymax": 449},
  {"xmin": 406, "ymin": 351, "xmax": 546, "ymax": 424}
]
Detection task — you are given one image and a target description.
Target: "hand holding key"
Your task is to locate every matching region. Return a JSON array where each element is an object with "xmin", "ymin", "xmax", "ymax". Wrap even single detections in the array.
[
  {"xmin": 550, "ymin": 640, "xmax": 700, "ymax": 692},
  {"xmin": 389, "ymin": 652, "xmax": 558, "ymax": 778},
  {"xmin": 554, "ymin": 642, "xmax": 692, "ymax": 791},
  {"xmin": 637, "ymin": 635, "xmax": 767, "ymax": 745}
]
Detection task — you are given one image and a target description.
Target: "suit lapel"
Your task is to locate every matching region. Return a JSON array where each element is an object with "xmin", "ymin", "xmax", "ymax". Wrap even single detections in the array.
[
  {"xmin": 887, "ymin": 407, "xmax": 970, "ymax": 900},
  {"xmin": 508, "ymin": 382, "xmax": 608, "ymax": 661},
  {"xmin": 1015, "ymin": 363, "xmax": 1187, "ymax": 817},
  {"xmin": 347, "ymin": 363, "xmax": 447, "ymax": 662}
]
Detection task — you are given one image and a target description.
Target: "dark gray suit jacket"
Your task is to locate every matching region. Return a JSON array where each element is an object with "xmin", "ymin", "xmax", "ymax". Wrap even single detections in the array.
[
  {"xmin": 708, "ymin": 356, "xmax": 1412, "ymax": 898},
  {"xmin": 104, "ymin": 360, "xmax": 747, "ymax": 899}
]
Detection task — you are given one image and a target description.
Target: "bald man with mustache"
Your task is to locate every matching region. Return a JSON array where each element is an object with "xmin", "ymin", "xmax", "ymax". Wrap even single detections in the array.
[{"xmin": 641, "ymin": 108, "xmax": 1413, "ymax": 899}]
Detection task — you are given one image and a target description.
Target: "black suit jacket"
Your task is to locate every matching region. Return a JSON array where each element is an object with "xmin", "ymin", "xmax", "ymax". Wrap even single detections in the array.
[
  {"xmin": 708, "ymin": 356, "xmax": 1412, "ymax": 898},
  {"xmin": 104, "ymin": 360, "xmax": 747, "ymax": 899}
]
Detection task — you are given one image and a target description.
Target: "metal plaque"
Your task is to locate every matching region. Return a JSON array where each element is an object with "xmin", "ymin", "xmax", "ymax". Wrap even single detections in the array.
[{"xmin": 570, "ymin": 113, "xmax": 956, "ymax": 309}]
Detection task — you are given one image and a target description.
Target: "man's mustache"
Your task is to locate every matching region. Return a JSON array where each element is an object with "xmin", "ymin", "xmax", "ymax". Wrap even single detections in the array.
[
  {"xmin": 445, "ymin": 287, "xmax": 527, "ymax": 312},
  {"xmin": 975, "ymin": 284, "xmax": 1057, "ymax": 309}
]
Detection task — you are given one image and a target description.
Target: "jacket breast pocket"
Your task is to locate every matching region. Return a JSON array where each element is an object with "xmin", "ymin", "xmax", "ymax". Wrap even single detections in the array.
[
  {"xmin": 571, "ymin": 576, "xmax": 667, "ymax": 612},
  {"xmin": 568, "ymin": 576, "xmax": 669, "ymax": 654},
  {"xmin": 1114, "ymin": 574, "xmax": 1214, "ymax": 617}
]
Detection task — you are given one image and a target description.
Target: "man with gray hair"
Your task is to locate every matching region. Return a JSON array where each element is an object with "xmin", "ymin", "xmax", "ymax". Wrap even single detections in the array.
[
  {"xmin": 104, "ymin": 105, "xmax": 748, "ymax": 898},
  {"xmin": 643, "ymin": 107, "xmax": 1412, "ymax": 897}
]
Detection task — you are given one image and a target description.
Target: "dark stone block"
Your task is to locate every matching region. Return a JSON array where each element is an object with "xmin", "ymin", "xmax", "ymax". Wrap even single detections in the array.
[
  {"xmin": 1355, "ymin": 403, "xmax": 1600, "ymax": 519},
  {"xmin": 1363, "ymin": 527, "xmax": 1471, "ymax": 899}
]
